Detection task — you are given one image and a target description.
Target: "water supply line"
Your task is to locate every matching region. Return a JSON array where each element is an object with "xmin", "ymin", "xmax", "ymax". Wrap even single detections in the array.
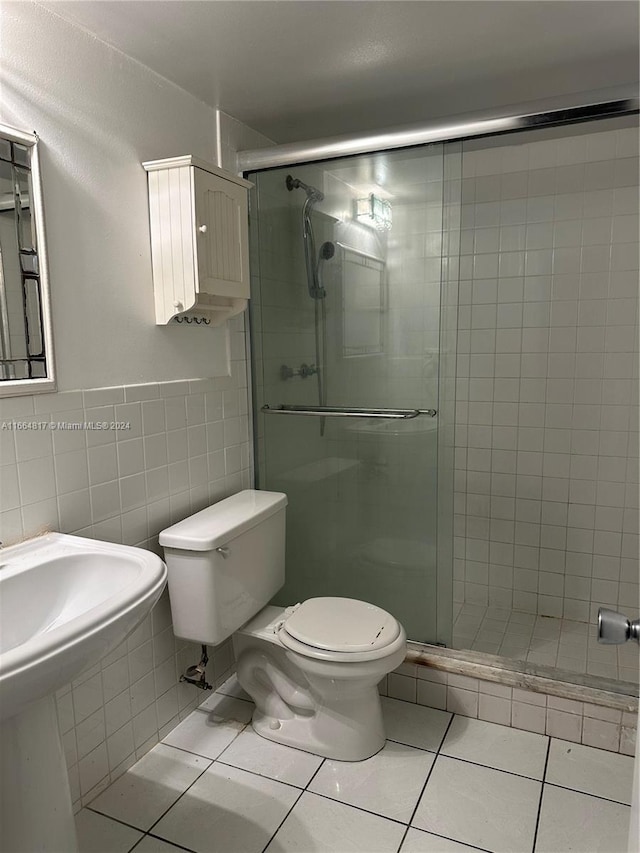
[{"xmin": 180, "ymin": 644, "xmax": 213, "ymax": 691}]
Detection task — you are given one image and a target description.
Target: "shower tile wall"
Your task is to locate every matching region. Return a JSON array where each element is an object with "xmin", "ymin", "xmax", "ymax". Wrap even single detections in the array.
[{"xmin": 453, "ymin": 122, "xmax": 639, "ymax": 662}]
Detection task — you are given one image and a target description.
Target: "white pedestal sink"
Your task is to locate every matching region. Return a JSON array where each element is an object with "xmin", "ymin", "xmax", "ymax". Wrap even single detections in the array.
[{"xmin": 0, "ymin": 534, "xmax": 167, "ymax": 853}]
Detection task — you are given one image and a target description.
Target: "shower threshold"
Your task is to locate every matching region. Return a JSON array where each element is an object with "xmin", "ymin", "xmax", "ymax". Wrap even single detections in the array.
[
  {"xmin": 452, "ymin": 603, "xmax": 637, "ymax": 684},
  {"xmin": 405, "ymin": 640, "xmax": 638, "ymax": 717}
]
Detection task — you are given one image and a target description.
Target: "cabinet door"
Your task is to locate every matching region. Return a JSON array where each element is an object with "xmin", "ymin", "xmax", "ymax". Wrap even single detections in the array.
[{"xmin": 193, "ymin": 168, "xmax": 250, "ymax": 299}]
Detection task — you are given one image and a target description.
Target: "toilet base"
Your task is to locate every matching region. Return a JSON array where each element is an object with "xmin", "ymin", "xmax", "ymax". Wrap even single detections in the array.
[
  {"xmin": 235, "ymin": 639, "xmax": 405, "ymax": 760},
  {"xmin": 250, "ymin": 683, "xmax": 386, "ymax": 761}
]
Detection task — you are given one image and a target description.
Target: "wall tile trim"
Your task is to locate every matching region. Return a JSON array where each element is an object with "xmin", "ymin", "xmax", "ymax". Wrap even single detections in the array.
[{"xmin": 380, "ymin": 651, "xmax": 637, "ymax": 756}]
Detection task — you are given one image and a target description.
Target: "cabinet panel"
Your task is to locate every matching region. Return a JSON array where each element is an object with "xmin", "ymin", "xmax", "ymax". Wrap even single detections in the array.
[
  {"xmin": 194, "ymin": 170, "xmax": 249, "ymax": 300},
  {"xmin": 147, "ymin": 165, "xmax": 196, "ymax": 322}
]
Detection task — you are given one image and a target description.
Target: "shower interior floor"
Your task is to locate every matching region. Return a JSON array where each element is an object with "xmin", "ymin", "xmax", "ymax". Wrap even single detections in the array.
[{"xmin": 452, "ymin": 602, "xmax": 639, "ymax": 685}]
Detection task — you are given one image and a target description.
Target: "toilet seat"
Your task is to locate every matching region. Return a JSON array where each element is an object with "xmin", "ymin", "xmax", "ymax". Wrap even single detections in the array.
[{"xmin": 278, "ymin": 597, "xmax": 404, "ymax": 662}]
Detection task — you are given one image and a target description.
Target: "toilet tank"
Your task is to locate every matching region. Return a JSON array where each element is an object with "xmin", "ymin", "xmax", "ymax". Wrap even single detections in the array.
[{"xmin": 159, "ymin": 490, "xmax": 287, "ymax": 645}]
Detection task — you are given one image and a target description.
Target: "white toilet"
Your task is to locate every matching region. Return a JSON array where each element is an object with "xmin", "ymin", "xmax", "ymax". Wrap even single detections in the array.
[{"xmin": 159, "ymin": 489, "xmax": 406, "ymax": 760}]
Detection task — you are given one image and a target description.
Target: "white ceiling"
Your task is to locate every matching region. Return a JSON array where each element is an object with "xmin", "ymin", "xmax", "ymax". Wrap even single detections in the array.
[{"xmin": 47, "ymin": 1, "xmax": 639, "ymax": 144}]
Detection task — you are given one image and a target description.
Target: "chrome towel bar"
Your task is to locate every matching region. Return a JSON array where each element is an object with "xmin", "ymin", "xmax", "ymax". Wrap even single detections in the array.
[{"xmin": 261, "ymin": 405, "xmax": 437, "ymax": 419}]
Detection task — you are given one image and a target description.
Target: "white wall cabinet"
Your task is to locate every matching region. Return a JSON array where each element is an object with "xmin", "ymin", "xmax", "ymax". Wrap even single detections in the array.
[{"xmin": 143, "ymin": 155, "xmax": 253, "ymax": 325}]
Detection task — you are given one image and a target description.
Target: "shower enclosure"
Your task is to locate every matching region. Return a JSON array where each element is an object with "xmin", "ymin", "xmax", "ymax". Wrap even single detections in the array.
[
  {"xmin": 244, "ymin": 99, "xmax": 639, "ymax": 694},
  {"xmin": 248, "ymin": 143, "xmax": 457, "ymax": 644}
]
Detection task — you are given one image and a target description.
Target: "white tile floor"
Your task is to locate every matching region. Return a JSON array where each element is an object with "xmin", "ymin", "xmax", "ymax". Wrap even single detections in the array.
[
  {"xmin": 77, "ymin": 675, "xmax": 635, "ymax": 853},
  {"xmin": 452, "ymin": 603, "xmax": 639, "ymax": 683}
]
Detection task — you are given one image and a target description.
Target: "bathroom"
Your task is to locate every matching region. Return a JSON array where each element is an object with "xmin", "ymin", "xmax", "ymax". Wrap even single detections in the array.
[{"xmin": 0, "ymin": 1, "xmax": 638, "ymax": 851}]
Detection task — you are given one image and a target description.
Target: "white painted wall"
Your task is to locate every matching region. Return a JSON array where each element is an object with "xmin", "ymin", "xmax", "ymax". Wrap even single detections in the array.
[
  {"xmin": 0, "ymin": 1, "xmax": 228, "ymax": 390},
  {"xmin": 216, "ymin": 109, "xmax": 275, "ymax": 173}
]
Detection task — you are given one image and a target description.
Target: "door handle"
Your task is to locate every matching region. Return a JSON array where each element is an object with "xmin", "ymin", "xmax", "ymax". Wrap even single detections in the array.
[{"xmin": 597, "ymin": 608, "xmax": 640, "ymax": 644}]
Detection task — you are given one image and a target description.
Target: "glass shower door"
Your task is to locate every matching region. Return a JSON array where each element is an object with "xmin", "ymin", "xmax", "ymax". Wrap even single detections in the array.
[{"xmin": 248, "ymin": 144, "xmax": 456, "ymax": 643}]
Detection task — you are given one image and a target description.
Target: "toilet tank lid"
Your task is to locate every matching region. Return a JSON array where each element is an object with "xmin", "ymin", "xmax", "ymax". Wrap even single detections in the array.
[{"xmin": 159, "ymin": 490, "xmax": 287, "ymax": 550}]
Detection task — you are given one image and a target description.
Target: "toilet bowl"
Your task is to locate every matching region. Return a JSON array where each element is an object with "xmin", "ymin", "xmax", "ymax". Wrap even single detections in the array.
[
  {"xmin": 234, "ymin": 599, "xmax": 406, "ymax": 760},
  {"xmin": 159, "ymin": 490, "xmax": 407, "ymax": 761}
]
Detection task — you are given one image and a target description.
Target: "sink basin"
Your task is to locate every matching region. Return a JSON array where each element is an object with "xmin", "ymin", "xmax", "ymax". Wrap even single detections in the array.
[
  {"xmin": 0, "ymin": 533, "xmax": 167, "ymax": 722},
  {"xmin": 0, "ymin": 533, "xmax": 167, "ymax": 852}
]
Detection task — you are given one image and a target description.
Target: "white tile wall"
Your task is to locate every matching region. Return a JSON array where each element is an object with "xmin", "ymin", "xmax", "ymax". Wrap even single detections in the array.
[
  {"xmin": 1, "ymin": 321, "xmax": 250, "ymax": 548},
  {"xmin": 381, "ymin": 661, "xmax": 638, "ymax": 756},
  {"xmin": 0, "ymin": 317, "xmax": 252, "ymax": 809},
  {"xmin": 453, "ymin": 121, "xmax": 639, "ymax": 631}
]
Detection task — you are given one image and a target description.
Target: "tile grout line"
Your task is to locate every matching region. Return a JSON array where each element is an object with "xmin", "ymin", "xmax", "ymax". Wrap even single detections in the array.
[
  {"xmin": 87, "ymin": 703, "xmax": 315, "ymax": 853},
  {"xmin": 126, "ymin": 837, "xmax": 144, "ymax": 853},
  {"xmin": 385, "ymin": 737, "xmax": 440, "ymax": 754},
  {"xmin": 132, "ymin": 712, "xmax": 309, "ymax": 853},
  {"xmin": 145, "ymin": 829, "xmax": 205, "ymax": 853},
  {"xmin": 436, "ymin": 714, "xmax": 457, "ymax": 757},
  {"xmin": 401, "ymin": 827, "xmax": 495, "ymax": 853},
  {"xmin": 214, "ymin": 690, "xmax": 254, "ymax": 705},
  {"xmin": 544, "ymin": 781, "xmax": 633, "ymax": 808},
  {"xmin": 258, "ymin": 781, "xmax": 307, "ymax": 853},
  {"xmin": 304, "ymin": 757, "xmax": 327, "ymax": 792},
  {"xmin": 436, "ymin": 750, "xmax": 548, "ymax": 783},
  {"xmin": 214, "ymin": 757, "xmax": 314, "ymax": 793},
  {"xmin": 142, "ymin": 709, "xmax": 314, "ymax": 853},
  {"xmin": 85, "ymin": 806, "xmax": 149, "ymax": 836},
  {"xmin": 160, "ymin": 730, "xmax": 251, "ymax": 765},
  {"xmin": 199, "ymin": 723, "xmax": 463, "ymax": 848},
  {"xmin": 387, "ymin": 710, "xmax": 551, "ymax": 784},
  {"xmin": 144, "ymin": 753, "xmax": 215, "ymax": 838},
  {"xmin": 530, "ymin": 736, "xmax": 551, "ymax": 853},
  {"xmin": 142, "ymin": 728, "xmax": 246, "ymax": 841},
  {"xmin": 295, "ymin": 785, "xmax": 412, "ymax": 829},
  {"xmin": 131, "ymin": 831, "xmax": 196, "ymax": 853},
  {"xmin": 396, "ymin": 712, "xmax": 457, "ymax": 851},
  {"xmin": 253, "ymin": 750, "xmax": 335, "ymax": 852}
]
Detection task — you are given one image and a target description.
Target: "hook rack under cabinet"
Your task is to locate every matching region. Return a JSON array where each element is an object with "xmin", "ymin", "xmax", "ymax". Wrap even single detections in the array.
[
  {"xmin": 174, "ymin": 316, "xmax": 210, "ymax": 325},
  {"xmin": 142, "ymin": 155, "xmax": 253, "ymax": 326}
]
